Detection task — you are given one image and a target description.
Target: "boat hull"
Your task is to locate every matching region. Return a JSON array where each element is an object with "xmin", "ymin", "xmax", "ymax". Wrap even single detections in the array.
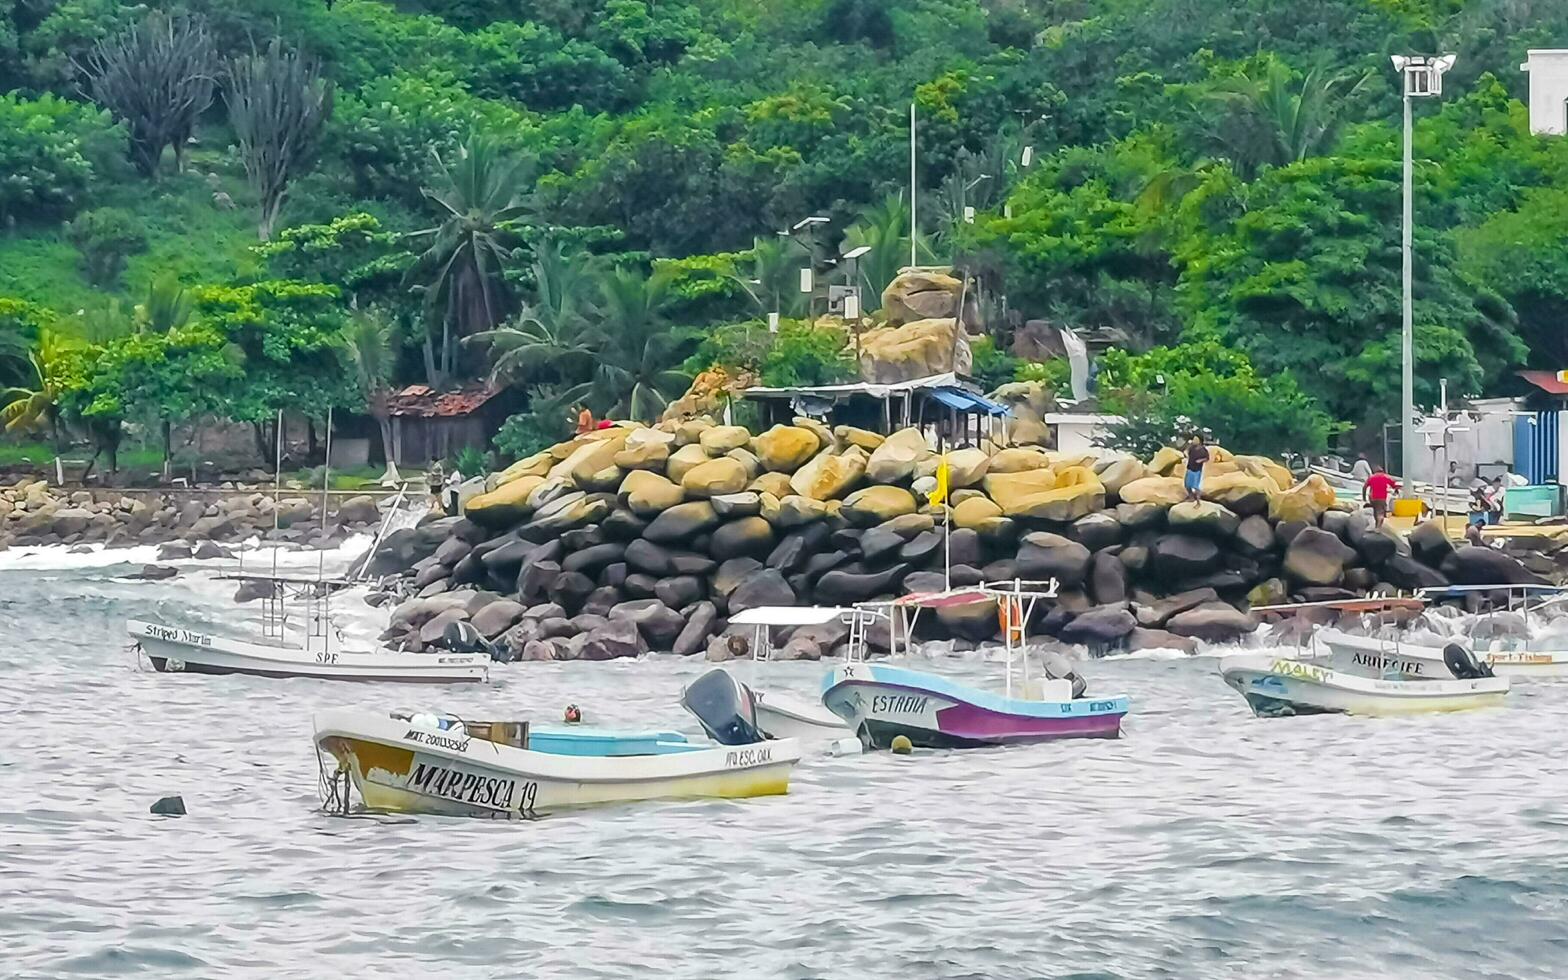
[
  {"xmin": 1220, "ymin": 654, "xmax": 1509, "ymax": 718},
  {"xmin": 314, "ymin": 709, "xmax": 799, "ymax": 817},
  {"xmin": 820, "ymin": 663, "xmax": 1127, "ymax": 749},
  {"xmin": 753, "ymin": 690, "xmax": 852, "ymax": 742},
  {"xmin": 1314, "ymin": 628, "xmax": 1568, "ymax": 679},
  {"xmin": 130, "ymin": 621, "xmax": 489, "ymax": 683}
]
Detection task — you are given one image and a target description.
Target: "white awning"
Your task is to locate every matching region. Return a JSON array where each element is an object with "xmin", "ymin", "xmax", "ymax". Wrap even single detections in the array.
[{"xmin": 729, "ymin": 606, "xmax": 854, "ymax": 626}]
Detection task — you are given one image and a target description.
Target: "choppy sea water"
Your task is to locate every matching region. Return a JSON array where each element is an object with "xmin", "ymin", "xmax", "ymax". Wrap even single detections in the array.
[{"xmin": 2, "ymin": 546, "xmax": 1566, "ymax": 979}]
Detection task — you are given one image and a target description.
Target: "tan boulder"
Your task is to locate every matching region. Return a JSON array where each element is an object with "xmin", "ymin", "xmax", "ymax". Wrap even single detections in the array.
[
  {"xmin": 988, "ymin": 447, "xmax": 1052, "ymax": 474},
  {"xmin": 549, "ymin": 428, "xmax": 632, "ymax": 484},
  {"xmin": 1201, "ymin": 470, "xmax": 1277, "ymax": 516},
  {"xmin": 775, "ymin": 494, "xmax": 832, "ymax": 527},
  {"xmin": 793, "ymin": 417, "xmax": 836, "ymax": 453},
  {"xmin": 835, "ymin": 425, "xmax": 885, "ymax": 451},
  {"xmin": 463, "ymin": 475, "xmax": 546, "ymax": 526},
  {"xmin": 576, "ymin": 466, "xmax": 625, "ymax": 493},
  {"xmin": 842, "ymin": 485, "xmax": 919, "ymax": 525},
  {"xmin": 1227, "ymin": 454, "xmax": 1294, "ymax": 491},
  {"xmin": 991, "ymin": 380, "xmax": 1056, "ymax": 447},
  {"xmin": 881, "ymin": 269, "xmax": 962, "ymax": 326},
  {"xmin": 619, "ymin": 470, "xmax": 684, "ymax": 517},
  {"xmin": 866, "ymin": 427, "xmax": 932, "ymax": 484},
  {"xmin": 857, "ymin": 317, "xmax": 972, "ymax": 384},
  {"xmin": 986, "ymin": 466, "xmax": 1105, "ymax": 522},
  {"xmin": 666, "ymin": 443, "xmax": 712, "ymax": 483},
  {"xmin": 789, "ymin": 446, "xmax": 868, "ymax": 501},
  {"xmin": 726, "ymin": 447, "xmax": 762, "ymax": 481},
  {"xmin": 752, "ymin": 425, "xmax": 820, "ymax": 473},
  {"xmin": 1118, "ymin": 476, "xmax": 1187, "ymax": 507},
  {"xmin": 940, "ymin": 448, "xmax": 991, "ymax": 488},
  {"xmin": 612, "ymin": 428, "xmax": 675, "ymax": 470},
  {"xmin": 1148, "ymin": 446, "xmax": 1185, "ymax": 477},
  {"xmin": 674, "ymin": 417, "xmax": 713, "ymax": 447},
  {"xmin": 758, "ymin": 492, "xmax": 781, "ymax": 522},
  {"xmin": 1269, "ymin": 474, "xmax": 1337, "ymax": 523},
  {"xmin": 748, "ymin": 471, "xmax": 794, "ymax": 497},
  {"xmin": 681, "ymin": 457, "xmax": 750, "ymax": 498},
  {"xmin": 952, "ymin": 495, "xmax": 1003, "ymax": 529},
  {"xmin": 699, "ymin": 424, "xmax": 752, "ymax": 454},
  {"xmin": 1096, "ymin": 457, "xmax": 1148, "ymax": 498},
  {"xmin": 492, "ymin": 451, "xmax": 554, "ymax": 487}
]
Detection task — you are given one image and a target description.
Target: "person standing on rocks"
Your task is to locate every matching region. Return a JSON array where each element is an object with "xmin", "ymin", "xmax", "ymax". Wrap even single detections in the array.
[
  {"xmin": 1184, "ymin": 433, "xmax": 1209, "ymax": 502},
  {"xmin": 1351, "ymin": 453, "xmax": 1373, "ymax": 483},
  {"xmin": 1362, "ymin": 464, "xmax": 1399, "ymax": 528}
]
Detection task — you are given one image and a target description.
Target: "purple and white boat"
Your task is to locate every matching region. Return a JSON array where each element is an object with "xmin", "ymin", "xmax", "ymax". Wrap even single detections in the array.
[
  {"xmin": 820, "ymin": 580, "xmax": 1130, "ymax": 749},
  {"xmin": 821, "ymin": 662, "xmax": 1128, "ymax": 749}
]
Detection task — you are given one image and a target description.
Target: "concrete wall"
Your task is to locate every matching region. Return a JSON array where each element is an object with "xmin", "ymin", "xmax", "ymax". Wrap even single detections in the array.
[{"xmin": 1522, "ymin": 50, "xmax": 1568, "ymax": 136}]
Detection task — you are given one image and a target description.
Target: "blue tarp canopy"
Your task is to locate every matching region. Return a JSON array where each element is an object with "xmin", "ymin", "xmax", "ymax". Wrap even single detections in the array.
[{"xmin": 929, "ymin": 387, "xmax": 1011, "ymax": 417}]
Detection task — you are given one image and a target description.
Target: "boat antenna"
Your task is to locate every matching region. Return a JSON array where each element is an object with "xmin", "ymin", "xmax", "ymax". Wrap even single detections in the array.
[
  {"xmin": 271, "ymin": 408, "xmax": 283, "ymax": 580},
  {"xmin": 319, "ymin": 406, "xmax": 333, "ymax": 583}
]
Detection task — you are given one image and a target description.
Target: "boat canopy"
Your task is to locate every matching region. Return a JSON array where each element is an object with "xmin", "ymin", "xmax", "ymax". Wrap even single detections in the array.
[
  {"xmin": 729, "ymin": 606, "xmax": 854, "ymax": 626},
  {"xmin": 1416, "ymin": 584, "xmax": 1568, "ymax": 598}
]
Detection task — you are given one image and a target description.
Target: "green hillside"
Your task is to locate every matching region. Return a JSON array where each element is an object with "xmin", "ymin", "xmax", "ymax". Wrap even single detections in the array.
[{"xmin": 1, "ymin": 0, "xmax": 1566, "ymax": 465}]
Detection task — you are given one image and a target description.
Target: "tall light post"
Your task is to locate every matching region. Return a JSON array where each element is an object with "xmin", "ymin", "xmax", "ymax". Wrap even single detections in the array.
[
  {"xmin": 779, "ymin": 215, "xmax": 829, "ymax": 320},
  {"xmin": 1391, "ymin": 53, "xmax": 1456, "ymax": 480},
  {"xmin": 909, "ymin": 102, "xmax": 918, "ymax": 268}
]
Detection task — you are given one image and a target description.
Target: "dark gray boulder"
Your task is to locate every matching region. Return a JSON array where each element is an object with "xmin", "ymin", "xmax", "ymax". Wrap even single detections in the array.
[
  {"xmin": 1015, "ymin": 532, "xmax": 1091, "ymax": 586},
  {"xmin": 728, "ymin": 568, "xmax": 795, "ymax": 613}
]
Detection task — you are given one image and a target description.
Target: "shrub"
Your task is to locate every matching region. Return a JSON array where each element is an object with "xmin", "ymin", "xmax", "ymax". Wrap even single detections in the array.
[
  {"xmin": 0, "ymin": 93, "xmax": 124, "ymax": 225},
  {"xmin": 759, "ymin": 319, "xmax": 856, "ymax": 387},
  {"xmin": 968, "ymin": 335, "xmax": 1021, "ymax": 392},
  {"xmin": 67, "ymin": 207, "xmax": 147, "ymax": 285}
]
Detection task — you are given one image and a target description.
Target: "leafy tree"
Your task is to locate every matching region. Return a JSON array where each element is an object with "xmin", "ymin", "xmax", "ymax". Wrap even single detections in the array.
[
  {"xmin": 494, "ymin": 383, "xmax": 576, "ymax": 461},
  {"xmin": 345, "ymin": 308, "xmax": 398, "ymax": 465},
  {"xmin": 0, "ymin": 298, "xmax": 56, "ymax": 387},
  {"xmin": 75, "ymin": 10, "xmax": 216, "ymax": 177},
  {"xmin": 592, "ymin": 267, "xmax": 692, "ymax": 421},
  {"xmin": 760, "ymin": 320, "xmax": 856, "ymax": 387},
  {"xmin": 0, "ymin": 328, "xmax": 74, "ymax": 445},
  {"xmin": 406, "ymin": 136, "xmax": 531, "ymax": 386},
  {"xmin": 1187, "ymin": 58, "xmax": 1374, "ymax": 179},
  {"xmin": 223, "ymin": 37, "xmax": 335, "ymax": 241},
  {"xmin": 968, "ymin": 335, "xmax": 1020, "ymax": 391},
  {"xmin": 1457, "ymin": 186, "xmax": 1568, "ymax": 369},
  {"xmin": 66, "ymin": 206, "xmax": 146, "ymax": 285},
  {"xmin": 0, "ymin": 91, "xmax": 123, "ymax": 225},
  {"xmin": 254, "ymin": 212, "xmax": 413, "ymax": 303}
]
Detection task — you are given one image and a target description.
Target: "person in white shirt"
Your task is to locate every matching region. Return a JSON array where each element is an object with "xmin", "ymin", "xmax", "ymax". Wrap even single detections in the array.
[{"xmin": 1350, "ymin": 453, "xmax": 1373, "ymax": 482}]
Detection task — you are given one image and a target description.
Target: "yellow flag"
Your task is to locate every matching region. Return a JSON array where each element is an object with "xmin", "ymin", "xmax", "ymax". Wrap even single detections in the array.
[{"xmin": 930, "ymin": 456, "xmax": 950, "ymax": 507}]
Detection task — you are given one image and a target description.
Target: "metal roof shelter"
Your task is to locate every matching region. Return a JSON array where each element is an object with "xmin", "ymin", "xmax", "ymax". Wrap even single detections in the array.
[{"xmin": 741, "ymin": 372, "xmax": 1011, "ymax": 445}]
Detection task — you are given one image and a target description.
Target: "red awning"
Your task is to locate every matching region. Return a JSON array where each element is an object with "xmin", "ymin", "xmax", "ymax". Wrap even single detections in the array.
[{"xmin": 1517, "ymin": 370, "xmax": 1568, "ymax": 396}]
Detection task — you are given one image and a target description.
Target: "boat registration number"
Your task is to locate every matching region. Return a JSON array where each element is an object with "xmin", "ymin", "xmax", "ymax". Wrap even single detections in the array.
[
  {"xmin": 1269, "ymin": 659, "xmax": 1329, "ymax": 683},
  {"xmin": 404, "ymin": 754, "xmax": 538, "ymax": 816},
  {"xmin": 142, "ymin": 623, "xmax": 212, "ymax": 646}
]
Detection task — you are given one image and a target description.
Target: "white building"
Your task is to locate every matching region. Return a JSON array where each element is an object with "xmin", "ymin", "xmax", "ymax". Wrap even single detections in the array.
[{"xmin": 1521, "ymin": 50, "xmax": 1568, "ymax": 136}]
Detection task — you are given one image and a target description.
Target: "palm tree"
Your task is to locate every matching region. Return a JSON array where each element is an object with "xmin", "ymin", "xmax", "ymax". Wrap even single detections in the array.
[
  {"xmin": 471, "ymin": 238, "xmax": 601, "ymax": 400},
  {"xmin": 345, "ymin": 308, "xmax": 399, "ymax": 467},
  {"xmin": 1199, "ymin": 61, "xmax": 1373, "ymax": 178},
  {"xmin": 136, "ymin": 273, "xmax": 193, "ymax": 333},
  {"xmin": 841, "ymin": 191, "xmax": 933, "ymax": 312},
  {"xmin": 593, "ymin": 268, "xmax": 694, "ymax": 422},
  {"xmin": 406, "ymin": 136, "xmax": 532, "ymax": 385},
  {"xmin": 0, "ymin": 329, "xmax": 72, "ymax": 447},
  {"xmin": 730, "ymin": 236, "xmax": 807, "ymax": 319}
]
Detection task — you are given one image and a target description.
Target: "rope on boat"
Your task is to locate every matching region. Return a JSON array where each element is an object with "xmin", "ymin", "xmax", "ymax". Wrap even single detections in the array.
[{"xmin": 315, "ymin": 748, "xmax": 353, "ymax": 817}]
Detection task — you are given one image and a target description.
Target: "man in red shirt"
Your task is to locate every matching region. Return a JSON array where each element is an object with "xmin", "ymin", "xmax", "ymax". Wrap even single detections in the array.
[{"xmin": 1363, "ymin": 464, "xmax": 1400, "ymax": 527}]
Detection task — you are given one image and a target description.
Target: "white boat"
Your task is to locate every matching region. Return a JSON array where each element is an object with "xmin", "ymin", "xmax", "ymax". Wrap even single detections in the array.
[
  {"xmin": 1219, "ymin": 653, "xmax": 1508, "ymax": 717},
  {"xmin": 314, "ymin": 708, "xmax": 800, "ymax": 817},
  {"xmin": 1314, "ymin": 627, "xmax": 1568, "ymax": 679},
  {"xmin": 709, "ymin": 605, "xmax": 855, "ymax": 742},
  {"xmin": 130, "ymin": 614, "xmax": 489, "ymax": 683}
]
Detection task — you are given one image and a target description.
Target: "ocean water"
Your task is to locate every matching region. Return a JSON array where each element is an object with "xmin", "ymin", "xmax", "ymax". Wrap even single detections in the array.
[{"xmin": 2, "ymin": 547, "xmax": 1566, "ymax": 979}]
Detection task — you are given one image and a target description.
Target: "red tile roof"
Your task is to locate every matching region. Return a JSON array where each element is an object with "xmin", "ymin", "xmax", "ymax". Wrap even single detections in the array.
[
  {"xmin": 388, "ymin": 382, "xmax": 503, "ymax": 418},
  {"xmin": 1518, "ymin": 370, "xmax": 1568, "ymax": 396}
]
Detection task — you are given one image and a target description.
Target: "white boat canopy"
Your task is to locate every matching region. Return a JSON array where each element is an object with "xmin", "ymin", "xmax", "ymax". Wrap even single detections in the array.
[{"xmin": 729, "ymin": 606, "xmax": 855, "ymax": 626}]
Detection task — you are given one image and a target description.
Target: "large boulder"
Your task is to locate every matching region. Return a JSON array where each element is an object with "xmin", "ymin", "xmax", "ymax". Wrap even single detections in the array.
[
  {"xmin": 709, "ymin": 517, "xmax": 775, "ymax": 560},
  {"xmin": 1283, "ymin": 526, "xmax": 1357, "ymax": 586},
  {"xmin": 1200, "ymin": 471, "xmax": 1275, "ymax": 516},
  {"xmin": 751, "ymin": 425, "xmax": 820, "ymax": 472},
  {"xmin": 952, "ymin": 495, "xmax": 1003, "ymax": 530},
  {"xmin": 1070, "ymin": 512, "xmax": 1123, "ymax": 552},
  {"xmin": 816, "ymin": 564, "xmax": 909, "ymax": 604},
  {"xmin": 1408, "ymin": 520, "xmax": 1457, "ymax": 569},
  {"xmin": 1096, "ymin": 457, "xmax": 1148, "ymax": 499},
  {"xmin": 471, "ymin": 599, "xmax": 526, "ymax": 639},
  {"xmin": 1269, "ymin": 475, "xmax": 1336, "ymax": 524},
  {"xmin": 666, "ymin": 443, "xmax": 712, "ymax": 484},
  {"xmin": 1166, "ymin": 601, "xmax": 1257, "ymax": 642},
  {"xmin": 728, "ymin": 567, "xmax": 795, "ymax": 613},
  {"xmin": 865, "ymin": 427, "xmax": 932, "ymax": 484},
  {"xmin": 984, "ymin": 466, "xmax": 1105, "ymax": 522},
  {"xmin": 1167, "ymin": 500, "xmax": 1241, "ymax": 539},
  {"xmin": 1059, "ymin": 604, "xmax": 1137, "ymax": 648},
  {"xmin": 1234, "ymin": 515, "xmax": 1275, "ymax": 557},
  {"xmin": 1090, "ymin": 552, "xmax": 1129, "ymax": 604},
  {"xmin": 580, "ymin": 618, "xmax": 645, "ymax": 661},
  {"xmin": 518, "ymin": 492, "xmax": 610, "ymax": 541},
  {"xmin": 1117, "ymin": 477, "xmax": 1187, "ymax": 507},
  {"xmin": 698, "ymin": 424, "xmax": 753, "ymax": 454},
  {"xmin": 1382, "ymin": 554, "xmax": 1449, "ymax": 590},
  {"xmin": 672, "ymin": 601, "xmax": 717, "ymax": 655},
  {"xmin": 881, "ymin": 269, "xmax": 962, "ymax": 325},
  {"xmin": 1150, "ymin": 535, "xmax": 1222, "ymax": 578},
  {"xmin": 1127, "ymin": 627, "xmax": 1198, "ymax": 655},
  {"xmin": 789, "ymin": 447, "xmax": 868, "ymax": 500},
  {"xmin": 942, "ymin": 448, "xmax": 990, "ymax": 488},
  {"xmin": 680, "ymin": 457, "xmax": 749, "ymax": 498},
  {"xmin": 841, "ymin": 485, "xmax": 918, "ymax": 526},
  {"xmin": 643, "ymin": 501, "xmax": 721, "ymax": 544},
  {"xmin": 1015, "ymin": 532, "xmax": 1092, "ymax": 587},
  {"xmin": 935, "ymin": 599, "xmax": 1000, "ymax": 641},
  {"xmin": 1132, "ymin": 588, "xmax": 1219, "ymax": 628},
  {"xmin": 1114, "ymin": 501, "xmax": 1166, "ymax": 529},
  {"xmin": 463, "ymin": 475, "xmax": 545, "ymax": 527},
  {"xmin": 775, "ymin": 494, "xmax": 833, "ymax": 527},
  {"xmin": 710, "ymin": 491, "xmax": 761, "ymax": 519},
  {"xmin": 858, "ymin": 317, "xmax": 971, "ymax": 384},
  {"xmin": 1440, "ymin": 546, "xmax": 1544, "ymax": 586}
]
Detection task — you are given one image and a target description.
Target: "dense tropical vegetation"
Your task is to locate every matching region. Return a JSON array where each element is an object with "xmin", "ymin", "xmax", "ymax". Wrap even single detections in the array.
[{"xmin": 1, "ymin": 0, "xmax": 1566, "ymax": 468}]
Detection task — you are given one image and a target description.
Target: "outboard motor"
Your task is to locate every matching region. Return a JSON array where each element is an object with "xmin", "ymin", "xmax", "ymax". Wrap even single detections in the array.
[
  {"xmin": 440, "ymin": 620, "xmax": 492, "ymax": 655},
  {"xmin": 681, "ymin": 669, "xmax": 765, "ymax": 745},
  {"xmin": 1038, "ymin": 649, "xmax": 1089, "ymax": 699},
  {"xmin": 1442, "ymin": 642, "xmax": 1494, "ymax": 680}
]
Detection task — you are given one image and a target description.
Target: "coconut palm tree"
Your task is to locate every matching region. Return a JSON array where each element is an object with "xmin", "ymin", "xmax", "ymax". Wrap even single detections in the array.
[
  {"xmin": 0, "ymin": 329, "xmax": 73, "ymax": 446},
  {"xmin": 406, "ymin": 137, "xmax": 532, "ymax": 385},
  {"xmin": 592, "ymin": 268, "xmax": 694, "ymax": 422},
  {"xmin": 1199, "ymin": 61, "xmax": 1373, "ymax": 178},
  {"xmin": 345, "ymin": 308, "xmax": 399, "ymax": 467},
  {"xmin": 730, "ymin": 236, "xmax": 807, "ymax": 319},
  {"xmin": 472, "ymin": 238, "xmax": 601, "ymax": 400},
  {"xmin": 841, "ymin": 191, "xmax": 933, "ymax": 312}
]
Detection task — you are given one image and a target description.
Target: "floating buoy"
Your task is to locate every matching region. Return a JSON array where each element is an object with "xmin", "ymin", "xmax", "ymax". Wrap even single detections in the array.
[
  {"xmin": 890, "ymin": 734, "xmax": 913, "ymax": 755},
  {"xmin": 829, "ymin": 736, "xmax": 864, "ymax": 757},
  {"xmin": 564, "ymin": 703, "xmax": 582, "ymax": 724}
]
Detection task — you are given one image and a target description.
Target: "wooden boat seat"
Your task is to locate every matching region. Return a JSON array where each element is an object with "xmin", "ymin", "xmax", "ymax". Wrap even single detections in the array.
[{"xmin": 464, "ymin": 721, "xmax": 530, "ymax": 749}]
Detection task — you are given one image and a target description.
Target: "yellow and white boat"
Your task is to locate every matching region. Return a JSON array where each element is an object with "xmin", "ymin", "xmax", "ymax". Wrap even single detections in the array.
[
  {"xmin": 1219, "ymin": 654, "xmax": 1509, "ymax": 718},
  {"xmin": 314, "ymin": 708, "xmax": 801, "ymax": 818}
]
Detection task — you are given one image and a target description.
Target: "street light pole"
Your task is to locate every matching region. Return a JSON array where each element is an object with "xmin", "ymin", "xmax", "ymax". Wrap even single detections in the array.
[{"xmin": 909, "ymin": 102, "xmax": 919, "ymax": 269}]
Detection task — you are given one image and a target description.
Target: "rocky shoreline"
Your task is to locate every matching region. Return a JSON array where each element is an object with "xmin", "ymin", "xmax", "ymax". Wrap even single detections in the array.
[
  {"xmin": 0, "ymin": 478, "xmax": 387, "ymax": 552},
  {"xmin": 363, "ymin": 419, "xmax": 1551, "ymax": 663}
]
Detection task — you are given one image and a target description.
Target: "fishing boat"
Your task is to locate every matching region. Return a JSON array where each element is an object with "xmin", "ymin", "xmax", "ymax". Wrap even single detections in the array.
[
  {"xmin": 700, "ymin": 605, "xmax": 856, "ymax": 742},
  {"xmin": 1312, "ymin": 585, "xmax": 1568, "ymax": 679},
  {"xmin": 314, "ymin": 707, "xmax": 801, "ymax": 818},
  {"xmin": 820, "ymin": 580, "xmax": 1130, "ymax": 749},
  {"xmin": 1219, "ymin": 652, "xmax": 1508, "ymax": 717}
]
